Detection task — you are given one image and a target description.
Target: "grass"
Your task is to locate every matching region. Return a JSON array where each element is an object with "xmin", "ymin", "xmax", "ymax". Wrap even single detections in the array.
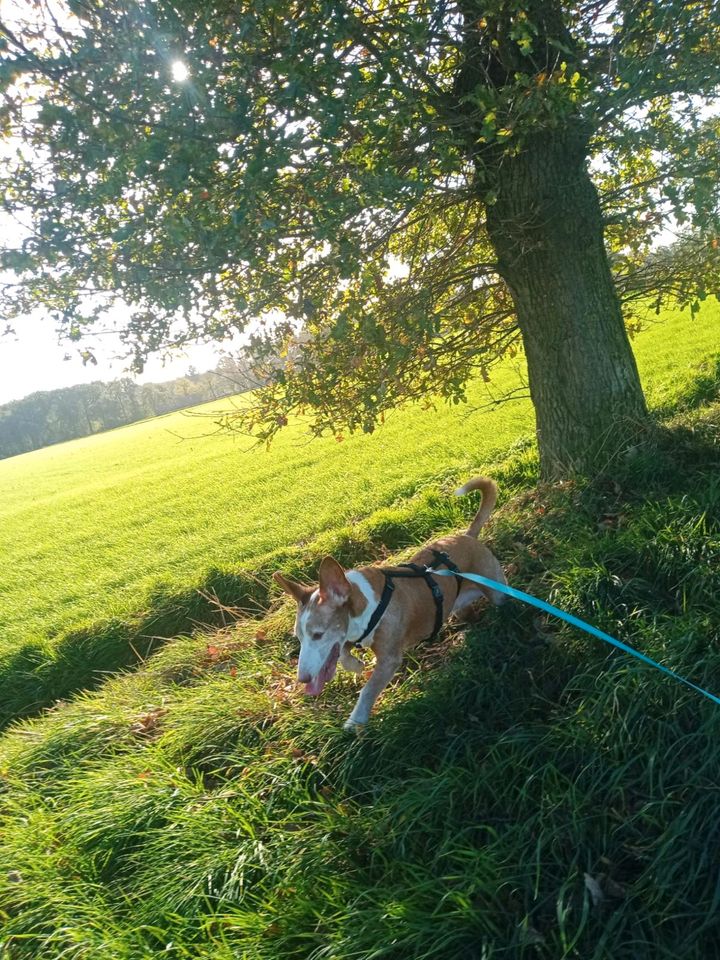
[
  {"xmin": 0, "ymin": 300, "xmax": 718, "ymax": 728},
  {"xmin": 0, "ymin": 349, "xmax": 533, "ymax": 649},
  {"xmin": 0, "ymin": 400, "xmax": 719, "ymax": 958},
  {"xmin": 0, "ymin": 300, "xmax": 719, "ymax": 958}
]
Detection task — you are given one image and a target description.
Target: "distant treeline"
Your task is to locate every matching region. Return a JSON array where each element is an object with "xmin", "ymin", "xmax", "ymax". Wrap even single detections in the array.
[{"xmin": 0, "ymin": 357, "xmax": 255, "ymax": 460}]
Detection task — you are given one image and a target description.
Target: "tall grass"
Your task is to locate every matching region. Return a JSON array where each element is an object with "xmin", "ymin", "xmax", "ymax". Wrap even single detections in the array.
[
  {"xmin": 0, "ymin": 297, "xmax": 719, "ymax": 956},
  {"xmin": 1, "ymin": 395, "xmax": 719, "ymax": 959}
]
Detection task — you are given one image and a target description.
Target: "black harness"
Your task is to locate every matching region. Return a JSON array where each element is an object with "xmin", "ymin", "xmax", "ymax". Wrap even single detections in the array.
[{"xmin": 354, "ymin": 549, "xmax": 464, "ymax": 647}]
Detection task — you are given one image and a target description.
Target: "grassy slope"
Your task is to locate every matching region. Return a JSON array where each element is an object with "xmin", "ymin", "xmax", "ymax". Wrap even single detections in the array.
[
  {"xmin": 1, "ymin": 401, "xmax": 719, "ymax": 959},
  {"xmin": 0, "ymin": 303, "xmax": 717, "ymax": 654},
  {"xmin": 0, "ymin": 357, "xmax": 532, "ymax": 651},
  {"xmin": 0, "ymin": 302, "xmax": 719, "ymax": 959}
]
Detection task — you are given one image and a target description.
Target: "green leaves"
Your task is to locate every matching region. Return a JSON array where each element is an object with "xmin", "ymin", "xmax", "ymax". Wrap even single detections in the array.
[{"xmin": 0, "ymin": 0, "xmax": 719, "ymax": 438}]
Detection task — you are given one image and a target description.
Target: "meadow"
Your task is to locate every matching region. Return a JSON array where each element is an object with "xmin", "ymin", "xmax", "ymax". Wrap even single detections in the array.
[
  {"xmin": 0, "ymin": 348, "xmax": 532, "ymax": 652},
  {"xmin": 0, "ymin": 300, "xmax": 719, "ymax": 958},
  {"xmin": 0, "ymin": 304, "xmax": 717, "ymax": 701}
]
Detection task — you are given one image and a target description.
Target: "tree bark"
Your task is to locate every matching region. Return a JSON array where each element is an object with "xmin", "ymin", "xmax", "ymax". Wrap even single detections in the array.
[{"xmin": 484, "ymin": 126, "xmax": 649, "ymax": 478}]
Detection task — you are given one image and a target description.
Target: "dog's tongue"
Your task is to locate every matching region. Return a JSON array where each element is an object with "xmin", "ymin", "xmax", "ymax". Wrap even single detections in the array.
[
  {"xmin": 304, "ymin": 675, "xmax": 327, "ymax": 697},
  {"xmin": 303, "ymin": 643, "xmax": 340, "ymax": 697}
]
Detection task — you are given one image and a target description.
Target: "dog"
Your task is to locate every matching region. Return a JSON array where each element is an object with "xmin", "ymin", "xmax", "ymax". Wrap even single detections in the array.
[{"xmin": 273, "ymin": 477, "xmax": 507, "ymax": 730}]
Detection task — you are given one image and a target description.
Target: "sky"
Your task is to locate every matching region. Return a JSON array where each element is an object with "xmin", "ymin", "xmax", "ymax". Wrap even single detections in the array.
[
  {"xmin": 0, "ymin": 315, "xmax": 232, "ymax": 405},
  {"xmin": 0, "ymin": 0, "xmax": 235, "ymax": 405}
]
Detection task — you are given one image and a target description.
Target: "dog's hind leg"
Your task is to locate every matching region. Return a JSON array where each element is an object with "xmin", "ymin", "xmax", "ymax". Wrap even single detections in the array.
[
  {"xmin": 344, "ymin": 651, "xmax": 402, "ymax": 731},
  {"xmin": 466, "ymin": 546, "xmax": 508, "ymax": 606},
  {"xmin": 482, "ymin": 554, "xmax": 508, "ymax": 606},
  {"xmin": 452, "ymin": 585, "xmax": 486, "ymax": 619}
]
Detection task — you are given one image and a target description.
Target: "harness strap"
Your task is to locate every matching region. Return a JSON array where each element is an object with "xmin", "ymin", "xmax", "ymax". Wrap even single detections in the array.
[
  {"xmin": 354, "ymin": 552, "xmax": 462, "ymax": 647},
  {"xmin": 355, "ymin": 574, "xmax": 395, "ymax": 645},
  {"xmin": 397, "ymin": 563, "xmax": 444, "ymax": 642},
  {"xmin": 429, "ymin": 549, "xmax": 463, "ymax": 597}
]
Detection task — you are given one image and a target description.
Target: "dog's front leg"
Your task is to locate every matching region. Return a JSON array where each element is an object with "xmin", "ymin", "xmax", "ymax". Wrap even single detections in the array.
[
  {"xmin": 339, "ymin": 643, "xmax": 363, "ymax": 675},
  {"xmin": 344, "ymin": 652, "xmax": 402, "ymax": 731}
]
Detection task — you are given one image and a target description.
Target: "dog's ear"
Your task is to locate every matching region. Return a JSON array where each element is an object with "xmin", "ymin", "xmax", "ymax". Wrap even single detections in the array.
[
  {"xmin": 318, "ymin": 556, "xmax": 350, "ymax": 604},
  {"xmin": 273, "ymin": 571, "xmax": 313, "ymax": 605}
]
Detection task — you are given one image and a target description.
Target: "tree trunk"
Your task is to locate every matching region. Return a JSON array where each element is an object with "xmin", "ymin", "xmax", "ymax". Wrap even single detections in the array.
[{"xmin": 484, "ymin": 126, "xmax": 649, "ymax": 478}]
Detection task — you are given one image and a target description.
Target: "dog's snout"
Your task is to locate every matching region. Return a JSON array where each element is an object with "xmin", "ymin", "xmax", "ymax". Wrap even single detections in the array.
[{"xmin": 297, "ymin": 669, "xmax": 312, "ymax": 684}]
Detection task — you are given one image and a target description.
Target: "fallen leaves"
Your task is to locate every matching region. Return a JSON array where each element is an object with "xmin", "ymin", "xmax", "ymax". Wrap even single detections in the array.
[
  {"xmin": 290, "ymin": 747, "xmax": 319, "ymax": 766},
  {"xmin": 130, "ymin": 706, "xmax": 167, "ymax": 738},
  {"xmin": 197, "ymin": 627, "xmax": 272, "ymax": 677},
  {"xmin": 267, "ymin": 674, "xmax": 297, "ymax": 704}
]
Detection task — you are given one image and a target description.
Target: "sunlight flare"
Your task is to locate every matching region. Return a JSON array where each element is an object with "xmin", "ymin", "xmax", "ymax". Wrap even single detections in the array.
[{"xmin": 171, "ymin": 60, "xmax": 189, "ymax": 82}]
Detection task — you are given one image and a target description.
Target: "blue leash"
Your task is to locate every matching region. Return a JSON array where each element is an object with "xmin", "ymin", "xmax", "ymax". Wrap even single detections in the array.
[{"xmin": 430, "ymin": 568, "xmax": 720, "ymax": 707}]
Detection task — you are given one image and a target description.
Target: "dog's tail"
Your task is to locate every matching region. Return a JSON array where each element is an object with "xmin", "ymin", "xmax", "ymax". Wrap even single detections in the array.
[{"xmin": 454, "ymin": 476, "xmax": 498, "ymax": 538}]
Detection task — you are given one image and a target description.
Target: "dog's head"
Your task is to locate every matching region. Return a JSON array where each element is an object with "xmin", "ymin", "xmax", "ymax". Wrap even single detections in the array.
[{"xmin": 274, "ymin": 556, "xmax": 357, "ymax": 696}]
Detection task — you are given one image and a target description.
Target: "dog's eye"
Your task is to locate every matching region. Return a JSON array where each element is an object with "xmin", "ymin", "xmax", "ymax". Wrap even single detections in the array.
[{"xmin": 311, "ymin": 630, "xmax": 324, "ymax": 641}]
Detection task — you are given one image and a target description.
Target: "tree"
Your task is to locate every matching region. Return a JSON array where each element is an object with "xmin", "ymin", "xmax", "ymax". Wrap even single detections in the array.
[{"xmin": 1, "ymin": 1, "xmax": 719, "ymax": 475}]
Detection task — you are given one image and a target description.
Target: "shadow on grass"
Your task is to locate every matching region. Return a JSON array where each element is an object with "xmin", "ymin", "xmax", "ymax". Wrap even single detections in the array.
[
  {"xmin": 0, "ymin": 567, "xmax": 266, "ymax": 729},
  {"xmin": 2, "ymin": 398, "xmax": 716, "ymax": 735},
  {"xmin": 284, "ymin": 443, "xmax": 720, "ymax": 957},
  {"xmin": 323, "ymin": 628, "xmax": 720, "ymax": 958},
  {"xmin": 2, "ymin": 412, "xmax": 720, "ymax": 959}
]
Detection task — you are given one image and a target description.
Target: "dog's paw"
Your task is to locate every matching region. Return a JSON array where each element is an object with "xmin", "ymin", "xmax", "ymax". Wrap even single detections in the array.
[{"xmin": 343, "ymin": 718, "xmax": 366, "ymax": 735}]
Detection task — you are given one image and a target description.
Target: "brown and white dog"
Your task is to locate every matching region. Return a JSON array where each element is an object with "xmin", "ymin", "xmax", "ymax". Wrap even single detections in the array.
[{"xmin": 274, "ymin": 477, "xmax": 507, "ymax": 730}]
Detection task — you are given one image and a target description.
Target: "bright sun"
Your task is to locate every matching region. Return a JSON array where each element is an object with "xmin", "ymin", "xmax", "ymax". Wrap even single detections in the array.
[{"xmin": 171, "ymin": 60, "xmax": 189, "ymax": 82}]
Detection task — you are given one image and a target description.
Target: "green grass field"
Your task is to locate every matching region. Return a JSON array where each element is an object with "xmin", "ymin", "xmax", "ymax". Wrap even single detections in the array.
[
  {"xmin": 1, "ymin": 300, "xmax": 719, "ymax": 959},
  {"xmin": 1, "ymin": 302, "xmax": 717, "ymax": 656},
  {"xmin": 0, "ymin": 349, "xmax": 532, "ymax": 653}
]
